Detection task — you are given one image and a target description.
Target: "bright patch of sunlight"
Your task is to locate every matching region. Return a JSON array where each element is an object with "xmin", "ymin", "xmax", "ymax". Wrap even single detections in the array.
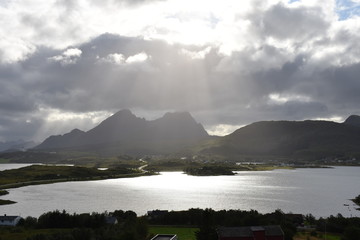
[
  {"xmin": 42, "ymin": 108, "xmax": 110, "ymax": 123},
  {"xmin": 314, "ymin": 116, "xmax": 344, "ymax": 122},
  {"xmin": 180, "ymin": 47, "xmax": 212, "ymax": 59},
  {"xmin": 105, "ymin": 172, "xmax": 230, "ymax": 191},
  {"xmin": 102, "ymin": 53, "xmax": 125, "ymax": 65},
  {"xmin": 126, "ymin": 52, "xmax": 149, "ymax": 64},
  {"xmin": 206, "ymin": 124, "xmax": 244, "ymax": 136},
  {"xmin": 268, "ymin": 93, "xmax": 312, "ymax": 104},
  {"xmin": 48, "ymin": 48, "xmax": 82, "ymax": 65},
  {"xmin": 33, "ymin": 108, "xmax": 112, "ymax": 142}
]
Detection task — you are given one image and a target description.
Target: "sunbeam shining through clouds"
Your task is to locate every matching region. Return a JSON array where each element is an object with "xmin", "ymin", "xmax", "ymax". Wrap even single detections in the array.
[{"xmin": 0, "ymin": 0, "xmax": 360, "ymax": 143}]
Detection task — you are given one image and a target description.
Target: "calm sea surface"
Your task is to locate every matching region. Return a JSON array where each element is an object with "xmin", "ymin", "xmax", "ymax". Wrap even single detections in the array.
[{"xmin": 0, "ymin": 165, "xmax": 359, "ymax": 218}]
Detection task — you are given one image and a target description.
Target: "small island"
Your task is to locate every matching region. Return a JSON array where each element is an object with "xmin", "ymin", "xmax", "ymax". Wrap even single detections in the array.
[
  {"xmin": 184, "ymin": 166, "xmax": 235, "ymax": 176},
  {"xmin": 0, "ymin": 189, "xmax": 16, "ymax": 205},
  {"xmin": 0, "ymin": 189, "xmax": 9, "ymax": 196},
  {"xmin": 352, "ymin": 194, "xmax": 360, "ymax": 210},
  {"xmin": 0, "ymin": 199, "xmax": 16, "ymax": 205}
]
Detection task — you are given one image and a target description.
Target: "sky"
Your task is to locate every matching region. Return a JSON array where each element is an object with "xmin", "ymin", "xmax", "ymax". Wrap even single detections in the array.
[{"xmin": 1, "ymin": 0, "xmax": 360, "ymax": 142}]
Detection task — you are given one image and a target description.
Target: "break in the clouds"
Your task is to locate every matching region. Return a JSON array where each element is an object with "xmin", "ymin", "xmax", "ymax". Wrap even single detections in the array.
[{"xmin": 0, "ymin": 0, "xmax": 360, "ymax": 141}]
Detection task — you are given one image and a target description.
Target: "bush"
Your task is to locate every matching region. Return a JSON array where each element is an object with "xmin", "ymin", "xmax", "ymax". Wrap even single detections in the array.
[
  {"xmin": 19, "ymin": 217, "xmax": 38, "ymax": 228},
  {"xmin": 310, "ymin": 230, "xmax": 317, "ymax": 237},
  {"xmin": 342, "ymin": 226, "xmax": 360, "ymax": 240}
]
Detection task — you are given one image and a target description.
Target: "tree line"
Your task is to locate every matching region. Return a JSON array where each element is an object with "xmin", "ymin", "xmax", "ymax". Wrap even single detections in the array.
[
  {"xmin": 17, "ymin": 210, "xmax": 148, "ymax": 240},
  {"xmin": 1, "ymin": 208, "xmax": 359, "ymax": 240}
]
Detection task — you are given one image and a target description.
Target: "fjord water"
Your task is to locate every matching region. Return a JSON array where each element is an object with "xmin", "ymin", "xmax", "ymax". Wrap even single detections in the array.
[{"xmin": 1, "ymin": 166, "xmax": 359, "ymax": 218}]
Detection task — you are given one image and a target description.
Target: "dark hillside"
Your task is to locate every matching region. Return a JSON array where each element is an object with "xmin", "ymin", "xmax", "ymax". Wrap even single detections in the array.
[
  {"xmin": 200, "ymin": 120, "xmax": 360, "ymax": 160},
  {"xmin": 343, "ymin": 115, "xmax": 360, "ymax": 128},
  {"xmin": 34, "ymin": 110, "xmax": 210, "ymax": 155}
]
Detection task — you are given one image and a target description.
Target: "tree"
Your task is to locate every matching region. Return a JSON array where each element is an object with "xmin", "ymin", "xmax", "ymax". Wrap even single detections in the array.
[{"xmin": 196, "ymin": 209, "xmax": 217, "ymax": 240}]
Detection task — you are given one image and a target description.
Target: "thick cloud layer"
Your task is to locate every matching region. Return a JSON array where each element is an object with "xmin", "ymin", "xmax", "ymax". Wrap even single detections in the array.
[{"xmin": 0, "ymin": 0, "xmax": 360, "ymax": 141}]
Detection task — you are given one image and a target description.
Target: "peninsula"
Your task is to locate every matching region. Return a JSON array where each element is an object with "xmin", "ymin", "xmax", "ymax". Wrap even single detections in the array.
[{"xmin": 0, "ymin": 165, "xmax": 148, "ymax": 190}]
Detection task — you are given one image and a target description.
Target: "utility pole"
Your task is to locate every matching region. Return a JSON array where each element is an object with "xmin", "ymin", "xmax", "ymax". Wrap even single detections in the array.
[{"xmin": 324, "ymin": 220, "xmax": 327, "ymax": 240}]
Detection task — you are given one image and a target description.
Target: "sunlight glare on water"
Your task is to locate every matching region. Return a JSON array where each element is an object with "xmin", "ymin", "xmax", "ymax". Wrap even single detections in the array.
[
  {"xmin": 103, "ymin": 172, "xmax": 233, "ymax": 190},
  {"xmin": 1, "ymin": 167, "xmax": 359, "ymax": 218}
]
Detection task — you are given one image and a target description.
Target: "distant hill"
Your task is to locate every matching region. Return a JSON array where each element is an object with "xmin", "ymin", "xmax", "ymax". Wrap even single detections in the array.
[
  {"xmin": 343, "ymin": 115, "xmax": 360, "ymax": 128},
  {"xmin": 198, "ymin": 120, "xmax": 360, "ymax": 160},
  {"xmin": 35, "ymin": 109, "xmax": 209, "ymax": 155},
  {"xmin": 0, "ymin": 140, "xmax": 37, "ymax": 152},
  {"xmin": 34, "ymin": 112, "xmax": 360, "ymax": 160}
]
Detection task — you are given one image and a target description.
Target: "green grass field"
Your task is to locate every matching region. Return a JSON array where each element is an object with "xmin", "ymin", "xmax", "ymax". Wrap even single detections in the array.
[
  {"xmin": 149, "ymin": 226, "xmax": 198, "ymax": 240},
  {"xmin": 294, "ymin": 232, "xmax": 341, "ymax": 240}
]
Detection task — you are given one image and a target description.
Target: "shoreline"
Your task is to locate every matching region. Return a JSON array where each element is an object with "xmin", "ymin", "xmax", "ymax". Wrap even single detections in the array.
[
  {"xmin": 0, "ymin": 163, "xmax": 345, "ymax": 194},
  {"xmin": 0, "ymin": 164, "xmax": 155, "ymax": 205},
  {"xmin": 0, "ymin": 172, "xmax": 154, "ymax": 205},
  {"xmin": 0, "ymin": 163, "xmax": 337, "ymax": 190},
  {"xmin": 0, "ymin": 171, "xmax": 153, "ymax": 190},
  {"xmin": 1, "ymin": 166, "xmax": 358, "ymax": 219}
]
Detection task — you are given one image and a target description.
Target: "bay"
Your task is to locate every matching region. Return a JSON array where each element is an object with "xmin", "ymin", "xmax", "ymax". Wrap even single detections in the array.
[{"xmin": 1, "ymin": 166, "xmax": 359, "ymax": 218}]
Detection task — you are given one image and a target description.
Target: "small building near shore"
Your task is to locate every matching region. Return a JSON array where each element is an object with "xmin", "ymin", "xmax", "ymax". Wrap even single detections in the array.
[
  {"xmin": 217, "ymin": 225, "xmax": 284, "ymax": 240},
  {"xmin": 0, "ymin": 215, "xmax": 22, "ymax": 226},
  {"xmin": 105, "ymin": 216, "xmax": 118, "ymax": 225}
]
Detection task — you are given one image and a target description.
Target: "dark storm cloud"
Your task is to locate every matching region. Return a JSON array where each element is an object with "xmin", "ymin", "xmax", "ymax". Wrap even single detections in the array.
[
  {"xmin": 28, "ymin": 34, "xmax": 219, "ymax": 113},
  {"xmin": 1, "ymin": 32, "xmax": 360, "ymax": 140},
  {"xmin": 0, "ymin": 34, "xmax": 223, "ymax": 141},
  {"xmin": 305, "ymin": 63, "xmax": 360, "ymax": 114},
  {"xmin": 1, "ymin": 0, "xmax": 360, "ymax": 140},
  {"xmin": 0, "ymin": 115, "xmax": 43, "ymax": 141}
]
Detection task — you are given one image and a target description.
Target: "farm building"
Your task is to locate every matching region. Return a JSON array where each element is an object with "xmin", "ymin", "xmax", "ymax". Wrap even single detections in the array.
[{"xmin": 217, "ymin": 225, "xmax": 284, "ymax": 240}]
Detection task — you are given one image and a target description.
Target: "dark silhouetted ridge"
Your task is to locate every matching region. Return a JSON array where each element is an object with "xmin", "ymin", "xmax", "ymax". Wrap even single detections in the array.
[
  {"xmin": 200, "ymin": 119, "xmax": 360, "ymax": 159},
  {"xmin": 35, "ymin": 110, "xmax": 209, "ymax": 154}
]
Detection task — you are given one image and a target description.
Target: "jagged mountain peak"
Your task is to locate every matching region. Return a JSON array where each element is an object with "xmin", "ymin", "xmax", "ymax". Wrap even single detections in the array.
[
  {"xmin": 92, "ymin": 109, "xmax": 141, "ymax": 129},
  {"xmin": 35, "ymin": 109, "xmax": 209, "ymax": 154},
  {"xmin": 157, "ymin": 111, "xmax": 199, "ymax": 125},
  {"xmin": 69, "ymin": 128, "xmax": 85, "ymax": 134},
  {"xmin": 162, "ymin": 111, "xmax": 193, "ymax": 119}
]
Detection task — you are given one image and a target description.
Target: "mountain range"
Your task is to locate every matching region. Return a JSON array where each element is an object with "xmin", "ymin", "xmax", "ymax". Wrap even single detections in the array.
[
  {"xmin": 0, "ymin": 140, "xmax": 37, "ymax": 153},
  {"xmin": 34, "ymin": 110, "xmax": 360, "ymax": 160},
  {"xmin": 35, "ymin": 109, "xmax": 209, "ymax": 155}
]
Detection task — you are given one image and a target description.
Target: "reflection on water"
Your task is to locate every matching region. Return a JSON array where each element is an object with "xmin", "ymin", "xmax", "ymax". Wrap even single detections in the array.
[{"xmin": 0, "ymin": 167, "xmax": 359, "ymax": 218}]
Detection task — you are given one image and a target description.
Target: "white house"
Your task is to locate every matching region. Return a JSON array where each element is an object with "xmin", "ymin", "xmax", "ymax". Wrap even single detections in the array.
[{"xmin": 0, "ymin": 215, "xmax": 22, "ymax": 226}]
